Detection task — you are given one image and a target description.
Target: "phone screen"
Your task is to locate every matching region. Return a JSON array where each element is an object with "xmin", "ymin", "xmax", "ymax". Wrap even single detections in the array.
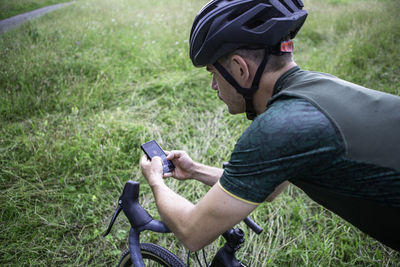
[{"xmin": 141, "ymin": 140, "xmax": 175, "ymax": 173}]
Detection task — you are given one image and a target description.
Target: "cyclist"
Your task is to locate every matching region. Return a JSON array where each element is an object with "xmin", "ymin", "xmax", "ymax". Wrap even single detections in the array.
[{"xmin": 140, "ymin": 0, "xmax": 400, "ymax": 252}]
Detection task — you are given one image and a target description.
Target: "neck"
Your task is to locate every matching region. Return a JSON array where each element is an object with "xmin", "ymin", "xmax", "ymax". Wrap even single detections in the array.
[{"xmin": 253, "ymin": 61, "xmax": 297, "ymax": 115}]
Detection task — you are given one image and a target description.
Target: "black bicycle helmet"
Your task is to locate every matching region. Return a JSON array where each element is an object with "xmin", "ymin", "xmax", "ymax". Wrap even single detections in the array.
[{"xmin": 190, "ymin": 0, "xmax": 308, "ymax": 67}]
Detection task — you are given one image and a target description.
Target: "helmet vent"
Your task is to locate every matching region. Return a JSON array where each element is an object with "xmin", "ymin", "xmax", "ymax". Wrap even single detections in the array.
[
  {"xmin": 227, "ymin": 11, "xmax": 242, "ymax": 22},
  {"xmin": 244, "ymin": 8, "xmax": 281, "ymax": 30},
  {"xmin": 278, "ymin": 0, "xmax": 294, "ymax": 13},
  {"xmin": 294, "ymin": 0, "xmax": 304, "ymax": 8},
  {"xmin": 226, "ymin": 2, "xmax": 253, "ymax": 22},
  {"xmin": 245, "ymin": 17, "xmax": 266, "ymax": 30}
]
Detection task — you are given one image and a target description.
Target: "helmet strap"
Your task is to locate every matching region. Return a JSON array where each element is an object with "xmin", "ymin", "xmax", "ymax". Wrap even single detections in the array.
[{"xmin": 213, "ymin": 49, "xmax": 269, "ymax": 120}]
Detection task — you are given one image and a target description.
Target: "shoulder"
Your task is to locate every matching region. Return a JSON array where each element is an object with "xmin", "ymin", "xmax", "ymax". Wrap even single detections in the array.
[
  {"xmin": 220, "ymin": 97, "xmax": 344, "ymax": 204},
  {"xmin": 236, "ymin": 97, "xmax": 342, "ymax": 158}
]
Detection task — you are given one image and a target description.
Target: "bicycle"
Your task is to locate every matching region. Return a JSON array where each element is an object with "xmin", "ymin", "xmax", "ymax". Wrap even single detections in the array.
[{"xmin": 103, "ymin": 180, "xmax": 263, "ymax": 266}]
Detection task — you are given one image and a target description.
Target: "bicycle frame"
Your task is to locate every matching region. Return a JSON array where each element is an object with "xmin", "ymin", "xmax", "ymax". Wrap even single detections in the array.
[{"xmin": 104, "ymin": 180, "xmax": 262, "ymax": 266}]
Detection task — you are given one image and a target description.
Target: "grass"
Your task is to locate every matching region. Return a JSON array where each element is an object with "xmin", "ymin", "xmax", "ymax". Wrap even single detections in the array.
[
  {"xmin": 0, "ymin": 0, "xmax": 399, "ymax": 265},
  {"xmin": 0, "ymin": 0, "xmax": 72, "ymax": 20}
]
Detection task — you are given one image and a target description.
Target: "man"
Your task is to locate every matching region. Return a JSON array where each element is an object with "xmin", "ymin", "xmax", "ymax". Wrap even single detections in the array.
[{"xmin": 140, "ymin": 0, "xmax": 400, "ymax": 252}]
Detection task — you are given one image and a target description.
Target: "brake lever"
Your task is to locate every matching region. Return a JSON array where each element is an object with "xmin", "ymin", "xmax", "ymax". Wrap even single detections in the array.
[{"xmin": 103, "ymin": 201, "xmax": 123, "ymax": 237}]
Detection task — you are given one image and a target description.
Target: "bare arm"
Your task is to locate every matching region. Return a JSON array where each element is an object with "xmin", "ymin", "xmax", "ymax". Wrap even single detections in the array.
[
  {"xmin": 141, "ymin": 153, "xmax": 289, "ymax": 251},
  {"xmin": 265, "ymin": 181, "xmax": 290, "ymax": 202},
  {"xmin": 188, "ymin": 162, "xmax": 223, "ymax": 186},
  {"xmin": 140, "ymin": 155, "xmax": 256, "ymax": 251}
]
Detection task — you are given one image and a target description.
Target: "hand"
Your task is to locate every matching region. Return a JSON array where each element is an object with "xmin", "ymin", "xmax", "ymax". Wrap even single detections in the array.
[
  {"xmin": 164, "ymin": 150, "xmax": 195, "ymax": 180},
  {"xmin": 140, "ymin": 155, "xmax": 164, "ymax": 187}
]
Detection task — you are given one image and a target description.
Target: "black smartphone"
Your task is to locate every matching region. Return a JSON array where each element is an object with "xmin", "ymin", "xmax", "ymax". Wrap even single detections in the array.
[{"xmin": 141, "ymin": 140, "xmax": 175, "ymax": 174}]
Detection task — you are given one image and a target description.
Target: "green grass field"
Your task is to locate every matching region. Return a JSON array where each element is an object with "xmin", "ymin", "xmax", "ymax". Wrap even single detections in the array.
[{"xmin": 1, "ymin": 0, "xmax": 399, "ymax": 265}]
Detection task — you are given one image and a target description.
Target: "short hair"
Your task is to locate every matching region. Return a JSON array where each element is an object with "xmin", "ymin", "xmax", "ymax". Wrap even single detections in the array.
[{"xmin": 219, "ymin": 48, "xmax": 293, "ymax": 73}]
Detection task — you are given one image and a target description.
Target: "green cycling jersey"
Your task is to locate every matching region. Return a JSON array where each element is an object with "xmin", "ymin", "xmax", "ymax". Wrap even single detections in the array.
[{"xmin": 219, "ymin": 67, "xmax": 400, "ymax": 251}]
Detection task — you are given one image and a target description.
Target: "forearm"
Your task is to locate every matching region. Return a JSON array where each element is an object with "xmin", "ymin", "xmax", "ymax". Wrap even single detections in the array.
[
  {"xmin": 191, "ymin": 162, "xmax": 224, "ymax": 186},
  {"xmin": 149, "ymin": 180, "xmax": 256, "ymax": 252},
  {"xmin": 149, "ymin": 181, "xmax": 199, "ymax": 250},
  {"xmin": 141, "ymin": 155, "xmax": 253, "ymax": 251}
]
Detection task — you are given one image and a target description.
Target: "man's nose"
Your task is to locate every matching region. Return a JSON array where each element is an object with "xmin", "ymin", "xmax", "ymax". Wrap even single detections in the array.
[{"xmin": 211, "ymin": 76, "xmax": 218, "ymax": 90}]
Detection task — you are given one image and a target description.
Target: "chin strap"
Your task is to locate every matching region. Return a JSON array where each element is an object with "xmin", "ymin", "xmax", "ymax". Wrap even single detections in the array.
[
  {"xmin": 212, "ymin": 41, "xmax": 294, "ymax": 120},
  {"xmin": 213, "ymin": 49, "xmax": 269, "ymax": 120}
]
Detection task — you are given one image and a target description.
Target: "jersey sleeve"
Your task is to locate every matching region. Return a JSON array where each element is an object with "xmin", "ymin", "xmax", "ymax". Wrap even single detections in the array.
[{"xmin": 219, "ymin": 97, "xmax": 344, "ymax": 204}]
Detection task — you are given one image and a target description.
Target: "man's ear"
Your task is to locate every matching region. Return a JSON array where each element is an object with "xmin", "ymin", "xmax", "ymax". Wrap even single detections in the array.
[{"xmin": 230, "ymin": 55, "xmax": 251, "ymax": 88}]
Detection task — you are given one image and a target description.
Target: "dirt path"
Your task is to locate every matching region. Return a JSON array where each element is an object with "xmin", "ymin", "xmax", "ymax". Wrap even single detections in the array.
[{"xmin": 0, "ymin": 2, "xmax": 74, "ymax": 35}]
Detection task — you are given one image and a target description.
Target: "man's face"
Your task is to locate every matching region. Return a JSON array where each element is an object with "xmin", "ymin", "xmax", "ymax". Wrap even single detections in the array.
[{"xmin": 206, "ymin": 64, "xmax": 245, "ymax": 115}]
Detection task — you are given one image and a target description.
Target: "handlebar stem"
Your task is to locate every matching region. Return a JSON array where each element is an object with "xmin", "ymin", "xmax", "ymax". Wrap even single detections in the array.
[
  {"xmin": 210, "ymin": 227, "xmax": 245, "ymax": 267},
  {"xmin": 222, "ymin": 228, "xmax": 245, "ymax": 251}
]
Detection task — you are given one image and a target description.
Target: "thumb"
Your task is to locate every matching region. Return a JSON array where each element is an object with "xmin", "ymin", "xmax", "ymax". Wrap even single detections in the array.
[
  {"xmin": 165, "ymin": 151, "xmax": 174, "ymax": 161},
  {"xmin": 163, "ymin": 172, "xmax": 173, "ymax": 178},
  {"xmin": 152, "ymin": 156, "xmax": 163, "ymax": 165}
]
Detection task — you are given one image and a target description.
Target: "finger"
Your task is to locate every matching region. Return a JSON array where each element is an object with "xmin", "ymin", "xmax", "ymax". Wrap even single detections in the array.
[
  {"xmin": 152, "ymin": 156, "xmax": 163, "ymax": 165},
  {"xmin": 140, "ymin": 154, "xmax": 151, "ymax": 170},
  {"xmin": 166, "ymin": 151, "xmax": 176, "ymax": 160},
  {"xmin": 140, "ymin": 154, "xmax": 150, "ymax": 164},
  {"xmin": 165, "ymin": 154, "xmax": 172, "ymax": 160},
  {"xmin": 163, "ymin": 172, "xmax": 173, "ymax": 178}
]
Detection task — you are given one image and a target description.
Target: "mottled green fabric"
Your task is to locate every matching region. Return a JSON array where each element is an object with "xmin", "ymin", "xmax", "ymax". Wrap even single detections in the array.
[
  {"xmin": 220, "ymin": 97, "xmax": 343, "ymax": 203},
  {"xmin": 272, "ymin": 68, "xmax": 400, "ymax": 172},
  {"xmin": 220, "ymin": 87, "xmax": 400, "ymax": 207}
]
